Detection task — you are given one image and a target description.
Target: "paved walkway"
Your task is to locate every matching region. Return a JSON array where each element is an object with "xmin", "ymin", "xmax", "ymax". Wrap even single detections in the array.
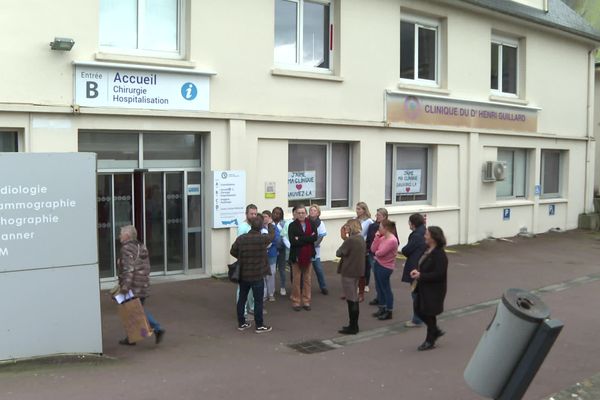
[{"xmin": 1, "ymin": 230, "xmax": 599, "ymax": 400}]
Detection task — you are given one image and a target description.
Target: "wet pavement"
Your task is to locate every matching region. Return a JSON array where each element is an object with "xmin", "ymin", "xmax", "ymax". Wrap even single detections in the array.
[{"xmin": 1, "ymin": 229, "xmax": 599, "ymax": 400}]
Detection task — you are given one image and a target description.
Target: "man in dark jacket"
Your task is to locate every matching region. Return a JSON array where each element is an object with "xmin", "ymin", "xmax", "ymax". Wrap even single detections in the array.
[
  {"xmin": 117, "ymin": 225, "xmax": 165, "ymax": 345},
  {"xmin": 401, "ymin": 214, "xmax": 427, "ymax": 328},
  {"xmin": 231, "ymin": 215, "xmax": 275, "ymax": 333}
]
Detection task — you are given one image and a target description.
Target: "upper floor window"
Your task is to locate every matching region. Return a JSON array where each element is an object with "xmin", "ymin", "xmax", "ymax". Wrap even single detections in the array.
[
  {"xmin": 0, "ymin": 132, "xmax": 18, "ymax": 152},
  {"xmin": 491, "ymin": 37, "xmax": 518, "ymax": 95},
  {"xmin": 274, "ymin": 0, "xmax": 332, "ymax": 71},
  {"xmin": 99, "ymin": 0, "xmax": 182, "ymax": 57},
  {"xmin": 497, "ymin": 148, "xmax": 527, "ymax": 199},
  {"xmin": 400, "ymin": 15, "xmax": 438, "ymax": 85}
]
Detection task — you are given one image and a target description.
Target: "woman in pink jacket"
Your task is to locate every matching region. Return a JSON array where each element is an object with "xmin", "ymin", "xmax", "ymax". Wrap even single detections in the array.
[{"xmin": 371, "ymin": 219, "xmax": 399, "ymax": 320}]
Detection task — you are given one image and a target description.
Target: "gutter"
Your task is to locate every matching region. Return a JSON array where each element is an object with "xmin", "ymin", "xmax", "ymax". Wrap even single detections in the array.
[{"xmin": 585, "ymin": 48, "xmax": 598, "ymax": 213}]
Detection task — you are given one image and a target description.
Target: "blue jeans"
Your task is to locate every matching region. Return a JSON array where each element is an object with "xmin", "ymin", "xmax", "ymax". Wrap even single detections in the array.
[
  {"xmin": 237, "ymin": 280, "xmax": 265, "ymax": 327},
  {"xmin": 366, "ymin": 253, "xmax": 375, "ymax": 287},
  {"xmin": 373, "ymin": 261, "xmax": 394, "ymax": 311},
  {"xmin": 276, "ymin": 248, "xmax": 287, "ymax": 289},
  {"xmin": 312, "ymin": 257, "xmax": 327, "ymax": 290},
  {"xmin": 140, "ymin": 298, "xmax": 162, "ymax": 332},
  {"xmin": 411, "ymin": 291, "xmax": 423, "ymax": 324}
]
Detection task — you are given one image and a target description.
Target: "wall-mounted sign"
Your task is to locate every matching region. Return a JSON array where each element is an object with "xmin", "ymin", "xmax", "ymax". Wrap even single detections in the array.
[
  {"xmin": 74, "ymin": 62, "xmax": 211, "ymax": 111},
  {"xmin": 503, "ymin": 208, "xmax": 511, "ymax": 221},
  {"xmin": 549, "ymin": 204, "xmax": 556, "ymax": 216},
  {"xmin": 265, "ymin": 181, "xmax": 276, "ymax": 199},
  {"xmin": 534, "ymin": 185, "xmax": 541, "ymax": 196},
  {"xmin": 396, "ymin": 169, "xmax": 422, "ymax": 194},
  {"xmin": 213, "ymin": 170, "xmax": 245, "ymax": 229},
  {"xmin": 288, "ymin": 171, "xmax": 316, "ymax": 200},
  {"xmin": 187, "ymin": 184, "xmax": 201, "ymax": 196},
  {"xmin": 386, "ymin": 92, "xmax": 538, "ymax": 133}
]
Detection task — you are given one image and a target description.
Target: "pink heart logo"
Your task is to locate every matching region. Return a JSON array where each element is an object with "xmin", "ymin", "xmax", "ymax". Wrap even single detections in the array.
[
  {"xmin": 296, "ymin": 184, "xmax": 303, "ymax": 190},
  {"xmin": 405, "ymin": 187, "xmax": 411, "ymax": 193}
]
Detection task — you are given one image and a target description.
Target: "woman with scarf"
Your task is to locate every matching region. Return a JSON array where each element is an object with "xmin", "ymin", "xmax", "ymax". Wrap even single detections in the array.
[{"xmin": 288, "ymin": 204, "xmax": 318, "ymax": 311}]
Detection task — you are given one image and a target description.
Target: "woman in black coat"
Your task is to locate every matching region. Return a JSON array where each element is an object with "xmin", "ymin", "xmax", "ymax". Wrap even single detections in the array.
[{"xmin": 410, "ymin": 226, "xmax": 448, "ymax": 351}]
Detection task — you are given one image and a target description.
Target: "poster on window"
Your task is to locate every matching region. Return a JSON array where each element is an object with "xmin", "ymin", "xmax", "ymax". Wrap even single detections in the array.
[
  {"xmin": 396, "ymin": 169, "xmax": 422, "ymax": 194},
  {"xmin": 288, "ymin": 171, "xmax": 316, "ymax": 200}
]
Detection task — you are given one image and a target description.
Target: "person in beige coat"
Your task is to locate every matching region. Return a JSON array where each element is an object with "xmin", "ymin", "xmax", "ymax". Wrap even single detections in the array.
[
  {"xmin": 117, "ymin": 225, "xmax": 165, "ymax": 345},
  {"xmin": 336, "ymin": 219, "xmax": 366, "ymax": 335}
]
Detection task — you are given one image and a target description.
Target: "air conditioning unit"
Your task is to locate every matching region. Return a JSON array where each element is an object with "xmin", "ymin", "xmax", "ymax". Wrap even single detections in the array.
[{"xmin": 482, "ymin": 161, "xmax": 507, "ymax": 182}]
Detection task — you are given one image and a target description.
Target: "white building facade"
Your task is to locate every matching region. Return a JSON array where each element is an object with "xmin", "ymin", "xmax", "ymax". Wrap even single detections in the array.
[{"xmin": 0, "ymin": 0, "xmax": 598, "ymax": 279}]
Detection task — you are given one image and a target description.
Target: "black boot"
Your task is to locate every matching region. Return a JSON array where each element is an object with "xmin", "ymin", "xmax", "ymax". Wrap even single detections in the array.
[
  {"xmin": 372, "ymin": 307, "xmax": 385, "ymax": 318},
  {"xmin": 338, "ymin": 300, "xmax": 358, "ymax": 335},
  {"xmin": 351, "ymin": 301, "xmax": 360, "ymax": 333},
  {"xmin": 377, "ymin": 310, "xmax": 393, "ymax": 320}
]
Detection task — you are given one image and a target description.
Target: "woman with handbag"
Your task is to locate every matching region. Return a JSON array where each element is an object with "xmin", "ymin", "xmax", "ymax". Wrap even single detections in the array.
[
  {"xmin": 410, "ymin": 226, "xmax": 449, "ymax": 351},
  {"xmin": 335, "ymin": 219, "xmax": 366, "ymax": 334}
]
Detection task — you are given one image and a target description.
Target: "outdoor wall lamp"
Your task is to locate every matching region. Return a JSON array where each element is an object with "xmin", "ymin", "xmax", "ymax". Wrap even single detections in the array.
[{"xmin": 49, "ymin": 37, "xmax": 75, "ymax": 51}]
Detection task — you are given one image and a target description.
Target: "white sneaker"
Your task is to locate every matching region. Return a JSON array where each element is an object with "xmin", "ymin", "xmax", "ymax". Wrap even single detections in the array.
[
  {"xmin": 269, "ymin": 296, "xmax": 276, "ymax": 302},
  {"xmin": 280, "ymin": 288, "xmax": 287, "ymax": 296},
  {"xmin": 364, "ymin": 286, "xmax": 370, "ymax": 293},
  {"xmin": 255, "ymin": 326, "xmax": 272, "ymax": 334}
]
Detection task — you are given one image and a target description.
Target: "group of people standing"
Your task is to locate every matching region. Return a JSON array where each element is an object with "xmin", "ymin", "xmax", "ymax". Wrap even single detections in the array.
[{"xmin": 230, "ymin": 201, "xmax": 449, "ymax": 351}]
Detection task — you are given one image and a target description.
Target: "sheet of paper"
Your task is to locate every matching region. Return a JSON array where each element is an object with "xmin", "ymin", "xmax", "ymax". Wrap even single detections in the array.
[{"xmin": 113, "ymin": 290, "xmax": 135, "ymax": 304}]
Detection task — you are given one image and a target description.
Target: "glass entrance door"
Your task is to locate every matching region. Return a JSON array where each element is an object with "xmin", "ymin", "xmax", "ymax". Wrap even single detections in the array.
[
  {"xmin": 95, "ymin": 170, "xmax": 201, "ymax": 278},
  {"xmin": 96, "ymin": 173, "xmax": 134, "ymax": 278}
]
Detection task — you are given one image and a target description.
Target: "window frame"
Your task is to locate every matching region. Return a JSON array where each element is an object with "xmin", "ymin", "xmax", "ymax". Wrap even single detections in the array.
[
  {"xmin": 287, "ymin": 140, "xmax": 352, "ymax": 210},
  {"xmin": 386, "ymin": 143, "xmax": 433, "ymax": 205},
  {"xmin": 496, "ymin": 147, "xmax": 528, "ymax": 200},
  {"xmin": 540, "ymin": 149, "xmax": 563, "ymax": 199},
  {"xmin": 491, "ymin": 35, "xmax": 519, "ymax": 97},
  {"xmin": 99, "ymin": 0, "xmax": 185, "ymax": 59},
  {"xmin": 274, "ymin": 0, "xmax": 334, "ymax": 74},
  {"xmin": 0, "ymin": 131, "xmax": 19, "ymax": 152},
  {"xmin": 400, "ymin": 13, "xmax": 440, "ymax": 87}
]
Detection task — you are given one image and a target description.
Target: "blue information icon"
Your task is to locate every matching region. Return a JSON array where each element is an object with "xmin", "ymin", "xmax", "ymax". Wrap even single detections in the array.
[
  {"xmin": 181, "ymin": 82, "xmax": 197, "ymax": 100},
  {"xmin": 503, "ymin": 208, "xmax": 511, "ymax": 221}
]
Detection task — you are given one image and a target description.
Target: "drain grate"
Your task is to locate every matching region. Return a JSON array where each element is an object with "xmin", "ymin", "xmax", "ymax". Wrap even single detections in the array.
[{"xmin": 288, "ymin": 340, "xmax": 337, "ymax": 354}]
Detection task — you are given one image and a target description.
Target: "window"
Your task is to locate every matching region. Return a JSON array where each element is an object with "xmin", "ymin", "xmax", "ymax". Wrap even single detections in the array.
[
  {"xmin": 400, "ymin": 16, "xmax": 438, "ymax": 84},
  {"xmin": 491, "ymin": 38, "xmax": 518, "ymax": 95},
  {"xmin": 288, "ymin": 142, "xmax": 350, "ymax": 208},
  {"xmin": 99, "ymin": 0, "xmax": 182, "ymax": 57},
  {"xmin": 385, "ymin": 144, "xmax": 430, "ymax": 204},
  {"xmin": 496, "ymin": 148, "xmax": 527, "ymax": 199},
  {"xmin": 274, "ymin": 0, "xmax": 332, "ymax": 71},
  {"xmin": 541, "ymin": 150, "xmax": 562, "ymax": 198},
  {"xmin": 78, "ymin": 131, "xmax": 202, "ymax": 169},
  {"xmin": 0, "ymin": 132, "xmax": 18, "ymax": 152}
]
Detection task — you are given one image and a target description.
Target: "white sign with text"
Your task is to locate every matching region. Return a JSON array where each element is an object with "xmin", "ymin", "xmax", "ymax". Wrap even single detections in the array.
[
  {"xmin": 213, "ymin": 170, "xmax": 246, "ymax": 229},
  {"xmin": 75, "ymin": 63, "xmax": 210, "ymax": 111},
  {"xmin": 288, "ymin": 171, "xmax": 316, "ymax": 200},
  {"xmin": 396, "ymin": 169, "xmax": 422, "ymax": 194}
]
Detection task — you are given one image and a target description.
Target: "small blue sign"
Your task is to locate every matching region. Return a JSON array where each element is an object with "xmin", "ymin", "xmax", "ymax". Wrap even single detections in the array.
[
  {"xmin": 534, "ymin": 184, "xmax": 541, "ymax": 196},
  {"xmin": 549, "ymin": 204, "xmax": 556, "ymax": 216},
  {"xmin": 503, "ymin": 208, "xmax": 511, "ymax": 221},
  {"xmin": 181, "ymin": 82, "xmax": 197, "ymax": 100}
]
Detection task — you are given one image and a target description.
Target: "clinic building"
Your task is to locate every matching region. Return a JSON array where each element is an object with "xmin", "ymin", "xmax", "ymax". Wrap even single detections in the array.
[{"xmin": 0, "ymin": 0, "xmax": 598, "ymax": 279}]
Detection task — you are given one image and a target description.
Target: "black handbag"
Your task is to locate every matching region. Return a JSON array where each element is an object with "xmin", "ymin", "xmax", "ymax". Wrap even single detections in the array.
[{"xmin": 228, "ymin": 261, "xmax": 240, "ymax": 283}]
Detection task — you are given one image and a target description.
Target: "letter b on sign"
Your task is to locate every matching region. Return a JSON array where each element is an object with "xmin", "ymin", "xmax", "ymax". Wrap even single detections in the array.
[{"xmin": 86, "ymin": 81, "xmax": 99, "ymax": 98}]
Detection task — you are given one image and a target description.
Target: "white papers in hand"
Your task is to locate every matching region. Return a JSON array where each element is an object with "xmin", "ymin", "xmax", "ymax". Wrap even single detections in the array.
[{"xmin": 113, "ymin": 290, "xmax": 135, "ymax": 304}]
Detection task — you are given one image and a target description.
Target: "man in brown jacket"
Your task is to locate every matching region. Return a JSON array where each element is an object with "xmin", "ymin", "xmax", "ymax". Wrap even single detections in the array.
[
  {"xmin": 230, "ymin": 215, "xmax": 275, "ymax": 333},
  {"xmin": 117, "ymin": 225, "xmax": 165, "ymax": 345}
]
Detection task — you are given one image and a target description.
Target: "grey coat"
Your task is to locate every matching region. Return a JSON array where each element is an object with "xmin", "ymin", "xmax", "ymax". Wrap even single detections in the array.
[{"xmin": 118, "ymin": 240, "xmax": 151, "ymax": 298}]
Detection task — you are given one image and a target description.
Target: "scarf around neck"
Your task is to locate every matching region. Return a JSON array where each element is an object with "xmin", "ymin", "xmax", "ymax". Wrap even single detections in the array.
[{"xmin": 298, "ymin": 219, "xmax": 314, "ymax": 268}]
